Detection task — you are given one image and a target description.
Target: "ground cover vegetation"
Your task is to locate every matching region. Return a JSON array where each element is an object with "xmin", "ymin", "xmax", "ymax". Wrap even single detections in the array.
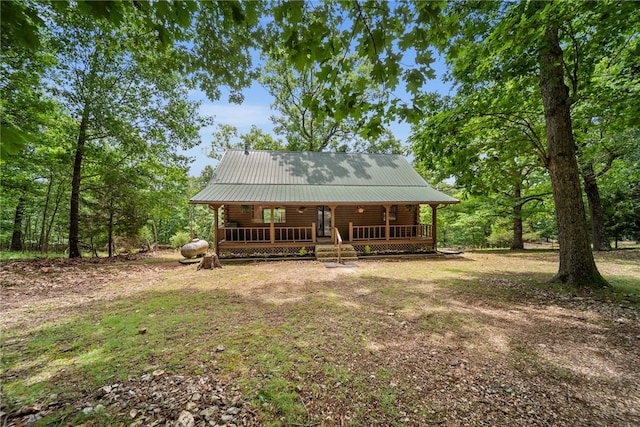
[{"xmin": 1, "ymin": 251, "xmax": 639, "ymax": 425}]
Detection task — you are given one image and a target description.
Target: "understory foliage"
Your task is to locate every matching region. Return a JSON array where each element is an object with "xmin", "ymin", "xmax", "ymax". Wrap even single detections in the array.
[
  {"xmin": 421, "ymin": 191, "xmax": 557, "ymax": 250},
  {"xmin": 169, "ymin": 231, "xmax": 191, "ymax": 250}
]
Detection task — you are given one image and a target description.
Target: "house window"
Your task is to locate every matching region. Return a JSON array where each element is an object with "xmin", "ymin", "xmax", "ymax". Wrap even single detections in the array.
[
  {"xmin": 252, "ymin": 206, "xmax": 286, "ymax": 223},
  {"xmin": 383, "ymin": 205, "xmax": 397, "ymax": 222}
]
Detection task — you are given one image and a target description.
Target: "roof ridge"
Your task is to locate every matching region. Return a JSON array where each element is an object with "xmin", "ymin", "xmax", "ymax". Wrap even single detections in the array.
[
  {"xmin": 211, "ymin": 183, "xmax": 431, "ymax": 187},
  {"xmin": 225, "ymin": 149, "xmax": 402, "ymax": 156}
]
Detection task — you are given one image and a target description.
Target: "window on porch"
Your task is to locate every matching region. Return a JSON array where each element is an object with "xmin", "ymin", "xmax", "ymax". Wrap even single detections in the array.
[
  {"xmin": 382, "ymin": 205, "xmax": 398, "ymax": 222},
  {"xmin": 251, "ymin": 206, "xmax": 286, "ymax": 223}
]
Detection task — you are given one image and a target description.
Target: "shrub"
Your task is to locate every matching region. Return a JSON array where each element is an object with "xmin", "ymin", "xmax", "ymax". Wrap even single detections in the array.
[
  {"xmin": 138, "ymin": 225, "xmax": 154, "ymax": 247},
  {"xmin": 169, "ymin": 231, "xmax": 191, "ymax": 249},
  {"xmin": 486, "ymin": 231, "xmax": 512, "ymax": 248},
  {"xmin": 364, "ymin": 245, "xmax": 371, "ymax": 255},
  {"xmin": 486, "ymin": 230, "xmax": 542, "ymax": 248}
]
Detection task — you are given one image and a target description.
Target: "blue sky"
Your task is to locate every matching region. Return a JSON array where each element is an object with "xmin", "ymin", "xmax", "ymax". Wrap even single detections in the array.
[
  {"xmin": 185, "ymin": 54, "xmax": 452, "ymax": 177},
  {"xmin": 185, "ymin": 83, "xmax": 275, "ymax": 177}
]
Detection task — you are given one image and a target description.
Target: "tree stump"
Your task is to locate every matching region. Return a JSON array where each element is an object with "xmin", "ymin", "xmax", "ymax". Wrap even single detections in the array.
[{"xmin": 197, "ymin": 253, "xmax": 222, "ymax": 270}]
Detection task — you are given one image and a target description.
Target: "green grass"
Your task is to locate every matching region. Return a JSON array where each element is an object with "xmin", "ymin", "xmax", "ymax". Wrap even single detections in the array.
[
  {"xmin": 2, "ymin": 290, "xmax": 238, "ymax": 403},
  {"xmin": 0, "ymin": 250, "xmax": 68, "ymax": 262},
  {"xmin": 0, "ymin": 249, "xmax": 172, "ymax": 264},
  {"xmin": 2, "ymin": 250, "xmax": 639, "ymax": 426}
]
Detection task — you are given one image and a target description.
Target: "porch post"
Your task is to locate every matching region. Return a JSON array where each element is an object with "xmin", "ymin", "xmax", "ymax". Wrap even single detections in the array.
[
  {"xmin": 349, "ymin": 222, "xmax": 353, "ymax": 242},
  {"xmin": 329, "ymin": 205, "xmax": 337, "ymax": 242},
  {"xmin": 384, "ymin": 204, "xmax": 391, "ymax": 241},
  {"xmin": 311, "ymin": 222, "xmax": 316, "ymax": 243},
  {"xmin": 270, "ymin": 206, "xmax": 275, "ymax": 244},
  {"xmin": 430, "ymin": 204, "xmax": 438, "ymax": 251},
  {"xmin": 208, "ymin": 204, "xmax": 220, "ymax": 255}
]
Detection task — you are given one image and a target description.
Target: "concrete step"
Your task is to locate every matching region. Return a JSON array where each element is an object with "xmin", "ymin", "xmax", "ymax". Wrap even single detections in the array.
[
  {"xmin": 316, "ymin": 244, "xmax": 355, "ymax": 252},
  {"xmin": 316, "ymin": 256, "xmax": 359, "ymax": 263},
  {"xmin": 315, "ymin": 244, "xmax": 358, "ymax": 262},
  {"xmin": 316, "ymin": 249, "xmax": 358, "ymax": 257},
  {"xmin": 317, "ymin": 253, "xmax": 357, "ymax": 260},
  {"xmin": 316, "ymin": 244, "xmax": 355, "ymax": 251}
]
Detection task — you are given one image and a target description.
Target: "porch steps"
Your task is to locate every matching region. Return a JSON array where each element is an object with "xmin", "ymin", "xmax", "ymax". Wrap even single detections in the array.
[{"xmin": 315, "ymin": 244, "xmax": 359, "ymax": 263}]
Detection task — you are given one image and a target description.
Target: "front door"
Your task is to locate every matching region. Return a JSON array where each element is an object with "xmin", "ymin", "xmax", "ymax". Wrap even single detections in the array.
[{"xmin": 317, "ymin": 206, "xmax": 331, "ymax": 237}]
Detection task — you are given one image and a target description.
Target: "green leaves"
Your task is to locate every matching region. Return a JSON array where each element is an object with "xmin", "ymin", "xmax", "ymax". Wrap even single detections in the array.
[
  {"xmin": 0, "ymin": 126, "xmax": 30, "ymax": 161},
  {"xmin": 1, "ymin": 1, "xmax": 46, "ymax": 49},
  {"xmin": 262, "ymin": 0, "xmax": 446, "ymax": 145},
  {"xmin": 405, "ymin": 69, "xmax": 426, "ymax": 96},
  {"xmin": 76, "ymin": 1, "xmax": 125, "ymax": 25}
]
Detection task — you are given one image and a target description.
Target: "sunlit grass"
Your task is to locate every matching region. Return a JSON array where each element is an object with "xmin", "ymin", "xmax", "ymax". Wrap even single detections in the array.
[
  {"xmin": 2, "ymin": 250, "xmax": 639, "ymax": 425},
  {"xmin": 0, "ymin": 250, "xmax": 104, "ymax": 261},
  {"xmin": 0, "ymin": 251, "xmax": 68, "ymax": 262}
]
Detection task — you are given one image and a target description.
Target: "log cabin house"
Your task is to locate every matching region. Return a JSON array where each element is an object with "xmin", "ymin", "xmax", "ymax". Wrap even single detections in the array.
[{"xmin": 190, "ymin": 150, "xmax": 458, "ymax": 258}]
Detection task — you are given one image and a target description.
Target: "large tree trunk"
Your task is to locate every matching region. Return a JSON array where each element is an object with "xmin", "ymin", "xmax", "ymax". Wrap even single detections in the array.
[
  {"xmin": 69, "ymin": 112, "xmax": 88, "ymax": 258},
  {"xmin": 582, "ymin": 166, "xmax": 611, "ymax": 251},
  {"xmin": 539, "ymin": 27, "xmax": 607, "ymax": 287},
  {"xmin": 511, "ymin": 183, "xmax": 524, "ymax": 250},
  {"xmin": 10, "ymin": 195, "xmax": 25, "ymax": 251}
]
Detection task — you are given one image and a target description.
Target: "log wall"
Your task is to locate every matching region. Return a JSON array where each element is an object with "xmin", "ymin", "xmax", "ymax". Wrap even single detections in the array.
[{"xmin": 224, "ymin": 204, "xmax": 418, "ymax": 239}]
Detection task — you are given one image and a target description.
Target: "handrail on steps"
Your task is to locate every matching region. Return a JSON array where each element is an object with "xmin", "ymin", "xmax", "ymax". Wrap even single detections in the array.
[{"xmin": 332, "ymin": 227, "xmax": 343, "ymax": 264}]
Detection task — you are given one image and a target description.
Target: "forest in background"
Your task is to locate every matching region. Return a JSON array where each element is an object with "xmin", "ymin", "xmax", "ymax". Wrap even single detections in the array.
[{"xmin": 1, "ymin": 1, "xmax": 638, "ymax": 266}]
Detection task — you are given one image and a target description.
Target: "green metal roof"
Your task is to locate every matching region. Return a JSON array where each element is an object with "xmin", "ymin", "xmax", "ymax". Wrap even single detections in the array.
[{"xmin": 190, "ymin": 150, "xmax": 459, "ymax": 205}]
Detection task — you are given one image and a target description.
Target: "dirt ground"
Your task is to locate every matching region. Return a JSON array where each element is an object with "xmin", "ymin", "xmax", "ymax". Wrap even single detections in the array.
[{"xmin": 1, "ymin": 250, "xmax": 639, "ymax": 426}]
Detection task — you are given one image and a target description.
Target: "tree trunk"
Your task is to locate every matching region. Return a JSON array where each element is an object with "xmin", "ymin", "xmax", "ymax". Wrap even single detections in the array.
[
  {"xmin": 582, "ymin": 166, "xmax": 611, "ymax": 251},
  {"xmin": 539, "ymin": 27, "xmax": 607, "ymax": 287},
  {"xmin": 27, "ymin": 214, "xmax": 36, "ymax": 251},
  {"xmin": 10, "ymin": 195, "xmax": 25, "ymax": 251},
  {"xmin": 197, "ymin": 253, "xmax": 222, "ymax": 270},
  {"xmin": 511, "ymin": 183, "xmax": 524, "ymax": 250},
  {"xmin": 69, "ymin": 112, "xmax": 88, "ymax": 258},
  {"xmin": 108, "ymin": 208, "xmax": 114, "ymax": 258},
  {"xmin": 151, "ymin": 218, "xmax": 158, "ymax": 250}
]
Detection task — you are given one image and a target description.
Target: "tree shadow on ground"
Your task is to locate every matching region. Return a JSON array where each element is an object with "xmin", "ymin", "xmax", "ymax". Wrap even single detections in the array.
[{"xmin": 3, "ymin": 260, "xmax": 639, "ymax": 426}]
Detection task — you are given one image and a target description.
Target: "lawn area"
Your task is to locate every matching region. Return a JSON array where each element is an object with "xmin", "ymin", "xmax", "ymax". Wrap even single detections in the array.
[{"xmin": 1, "ymin": 250, "xmax": 639, "ymax": 426}]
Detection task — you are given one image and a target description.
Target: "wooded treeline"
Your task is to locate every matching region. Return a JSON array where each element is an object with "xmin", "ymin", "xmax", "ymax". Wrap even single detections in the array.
[
  {"xmin": 1, "ymin": 1, "xmax": 638, "ymax": 286},
  {"xmin": 2, "ymin": 1, "xmax": 253, "ymax": 255}
]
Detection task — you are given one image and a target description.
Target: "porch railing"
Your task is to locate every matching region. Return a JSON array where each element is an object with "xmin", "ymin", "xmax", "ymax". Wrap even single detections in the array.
[
  {"xmin": 351, "ymin": 225, "xmax": 386, "ymax": 240},
  {"xmin": 332, "ymin": 227, "xmax": 343, "ymax": 264},
  {"xmin": 219, "ymin": 224, "xmax": 431, "ymax": 244},
  {"xmin": 273, "ymin": 226, "xmax": 315, "ymax": 242},
  {"xmin": 220, "ymin": 226, "xmax": 315, "ymax": 243},
  {"xmin": 350, "ymin": 224, "xmax": 432, "ymax": 241},
  {"xmin": 389, "ymin": 224, "xmax": 432, "ymax": 239}
]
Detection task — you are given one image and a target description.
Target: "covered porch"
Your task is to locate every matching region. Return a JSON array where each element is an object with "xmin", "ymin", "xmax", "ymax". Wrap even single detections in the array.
[
  {"xmin": 189, "ymin": 151, "xmax": 459, "ymax": 258},
  {"xmin": 206, "ymin": 203, "xmax": 440, "ymax": 257}
]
